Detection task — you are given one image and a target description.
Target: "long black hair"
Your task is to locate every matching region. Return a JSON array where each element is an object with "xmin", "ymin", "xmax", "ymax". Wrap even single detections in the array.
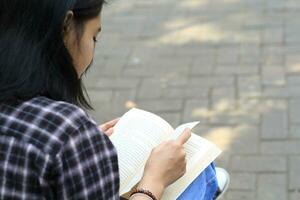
[{"xmin": 0, "ymin": 0, "xmax": 106, "ymax": 109}]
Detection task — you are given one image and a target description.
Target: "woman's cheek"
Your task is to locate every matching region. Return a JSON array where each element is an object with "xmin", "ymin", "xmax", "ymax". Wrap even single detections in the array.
[{"xmin": 81, "ymin": 39, "xmax": 95, "ymax": 73}]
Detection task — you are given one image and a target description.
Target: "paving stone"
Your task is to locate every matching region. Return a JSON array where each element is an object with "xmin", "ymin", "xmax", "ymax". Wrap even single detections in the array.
[
  {"xmin": 285, "ymin": 27, "xmax": 300, "ymax": 44},
  {"xmin": 96, "ymin": 58, "xmax": 128, "ymax": 78},
  {"xmin": 262, "ymin": 66, "xmax": 285, "ymax": 86},
  {"xmin": 287, "ymin": 75, "xmax": 300, "ymax": 86},
  {"xmin": 161, "ymin": 87, "xmax": 190, "ymax": 99},
  {"xmin": 286, "ymin": 0, "xmax": 300, "ymax": 10},
  {"xmin": 229, "ymin": 125, "xmax": 260, "ymax": 154},
  {"xmin": 94, "ymin": 78, "xmax": 140, "ymax": 89},
  {"xmin": 191, "ymin": 65, "xmax": 214, "ymax": 76},
  {"xmin": 261, "ymin": 108, "xmax": 288, "ymax": 139},
  {"xmin": 286, "ymin": 54, "xmax": 300, "ymax": 73},
  {"xmin": 262, "ymin": 46, "xmax": 285, "ymax": 65},
  {"xmin": 263, "ymin": 86, "xmax": 300, "ymax": 98},
  {"xmin": 214, "ymin": 64, "xmax": 259, "ymax": 75},
  {"xmin": 262, "ymin": 27, "xmax": 284, "ymax": 44},
  {"xmin": 122, "ymin": 65, "xmax": 152, "ymax": 77},
  {"xmin": 229, "ymin": 173, "xmax": 256, "ymax": 190},
  {"xmin": 136, "ymin": 99, "xmax": 183, "ymax": 113},
  {"xmin": 88, "ymin": 101, "xmax": 114, "ymax": 123},
  {"xmin": 239, "ymin": 44, "xmax": 262, "ymax": 64},
  {"xmin": 189, "ymin": 76, "xmax": 234, "ymax": 88},
  {"xmin": 161, "ymin": 87, "xmax": 209, "ymax": 99},
  {"xmin": 212, "ymin": 87, "xmax": 236, "ymax": 111},
  {"xmin": 238, "ymin": 75, "xmax": 261, "ymax": 97},
  {"xmin": 110, "ymin": 89, "xmax": 137, "ymax": 116},
  {"xmin": 213, "ymin": 98, "xmax": 261, "ymax": 125},
  {"xmin": 216, "ymin": 46, "xmax": 239, "ymax": 65},
  {"xmin": 183, "ymin": 99, "xmax": 209, "ymax": 123},
  {"xmin": 83, "ymin": 63, "xmax": 107, "ymax": 88},
  {"xmin": 289, "ymin": 99, "xmax": 300, "ymax": 124},
  {"xmin": 190, "ymin": 56, "xmax": 215, "ymax": 76},
  {"xmin": 261, "ymin": 141, "xmax": 300, "ymax": 155},
  {"xmin": 83, "ymin": 1, "xmax": 300, "ymax": 199},
  {"xmin": 265, "ymin": 0, "xmax": 286, "ymax": 11},
  {"xmin": 88, "ymin": 90, "xmax": 114, "ymax": 103},
  {"xmin": 289, "ymin": 190, "xmax": 300, "ymax": 200},
  {"xmin": 174, "ymin": 45, "xmax": 215, "ymax": 57},
  {"xmin": 226, "ymin": 191, "xmax": 256, "ymax": 200},
  {"xmin": 158, "ymin": 112, "xmax": 182, "ymax": 127},
  {"xmin": 201, "ymin": 125, "xmax": 259, "ymax": 153},
  {"xmin": 214, "ymin": 150, "xmax": 231, "ymax": 168},
  {"xmin": 97, "ymin": 45, "xmax": 132, "ymax": 58},
  {"xmin": 87, "ymin": 91, "xmax": 115, "ymax": 122},
  {"xmin": 263, "ymin": 11, "xmax": 285, "ymax": 27},
  {"xmin": 257, "ymin": 174, "xmax": 287, "ymax": 200},
  {"xmin": 289, "ymin": 125, "xmax": 300, "ymax": 139},
  {"xmin": 289, "ymin": 156, "xmax": 300, "ymax": 189},
  {"xmin": 231, "ymin": 156, "xmax": 286, "ymax": 172},
  {"xmin": 137, "ymin": 78, "xmax": 165, "ymax": 99},
  {"xmin": 210, "ymin": 109, "xmax": 260, "ymax": 125}
]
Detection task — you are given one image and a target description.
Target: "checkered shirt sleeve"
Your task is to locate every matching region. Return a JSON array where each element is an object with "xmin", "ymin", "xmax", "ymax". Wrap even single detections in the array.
[
  {"xmin": 0, "ymin": 97, "xmax": 120, "ymax": 200},
  {"xmin": 54, "ymin": 121, "xmax": 120, "ymax": 200}
]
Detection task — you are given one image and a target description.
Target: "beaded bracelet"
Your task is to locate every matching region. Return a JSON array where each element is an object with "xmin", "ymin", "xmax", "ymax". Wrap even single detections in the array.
[
  {"xmin": 130, "ymin": 188, "xmax": 158, "ymax": 200},
  {"xmin": 129, "ymin": 193, "xmax": 153, "ymax": 200}
]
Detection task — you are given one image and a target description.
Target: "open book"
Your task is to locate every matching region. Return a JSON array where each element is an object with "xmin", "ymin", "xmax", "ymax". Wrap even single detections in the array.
[{"xmin": 109, "ymin": 108, "xmax": 221, "ymax": 200}]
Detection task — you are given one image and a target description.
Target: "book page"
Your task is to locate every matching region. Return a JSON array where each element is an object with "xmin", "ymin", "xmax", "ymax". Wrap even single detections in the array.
[
  {"xmin": 169, "ymin": 121, "xmax": 201, "ymax": 141},
  {"xmin": 162, "ymin": 122, "xmax": 222, "ymax": 200},
  {"xmin": 109, "ymin": 108, "xmax": 174, "ymax": 194}
]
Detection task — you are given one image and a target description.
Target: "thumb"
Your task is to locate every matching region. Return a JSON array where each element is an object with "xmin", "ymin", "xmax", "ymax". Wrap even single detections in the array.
[{"xmin": 177, "ymin": 128, "xmax": 191, "ymax": 145}]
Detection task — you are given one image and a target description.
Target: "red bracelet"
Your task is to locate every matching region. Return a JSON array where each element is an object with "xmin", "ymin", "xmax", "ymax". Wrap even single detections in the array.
[{"xmin": 130, "ymin": 188, "xmax": 158, "ymax": 200}]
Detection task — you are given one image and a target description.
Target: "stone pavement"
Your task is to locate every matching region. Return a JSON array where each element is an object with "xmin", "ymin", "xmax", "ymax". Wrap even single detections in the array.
[{"xmin": 83, "ymin": 0, "xmax": 300, "ymax": 199}]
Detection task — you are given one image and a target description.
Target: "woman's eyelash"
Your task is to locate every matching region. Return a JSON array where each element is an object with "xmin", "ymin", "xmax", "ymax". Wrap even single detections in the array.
[{"xmin": 93, "ymin": 37, "xmax": 98, "ymax": 43}]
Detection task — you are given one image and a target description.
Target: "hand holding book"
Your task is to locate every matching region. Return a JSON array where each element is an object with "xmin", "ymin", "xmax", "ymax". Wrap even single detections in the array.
[
  {"xmin": 98, "ymin": 118, "xmax": 120, "ymax": 136},
  {"xmin": 133, "ymin": 128, "xmax": 191, "ymax": 199},
  {"xmin": 110, "ymin": 108, "xmax": 222, "ymax": 200}
]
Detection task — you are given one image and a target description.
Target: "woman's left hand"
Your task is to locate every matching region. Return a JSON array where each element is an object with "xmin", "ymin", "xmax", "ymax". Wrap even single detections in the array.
[{"xmin": 99, "ymin": 118, "xmax": 120, "ymax": 137}]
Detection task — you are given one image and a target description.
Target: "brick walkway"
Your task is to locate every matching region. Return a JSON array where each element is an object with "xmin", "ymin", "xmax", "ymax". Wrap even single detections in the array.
[{"xmin": 84, "ymin": 0, "xmax": 300, "ymax": 199}]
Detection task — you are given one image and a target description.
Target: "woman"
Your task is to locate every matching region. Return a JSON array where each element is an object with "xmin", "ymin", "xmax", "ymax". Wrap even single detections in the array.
[{"xmin": 0, "ymin": 0, "xmax": 226, "ymax": 199}]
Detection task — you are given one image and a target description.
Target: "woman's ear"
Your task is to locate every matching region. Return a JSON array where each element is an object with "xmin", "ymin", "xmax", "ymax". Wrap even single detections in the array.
[{"xmin": 63, "ymin": 11, "xmax": 74, "ymax": 35}]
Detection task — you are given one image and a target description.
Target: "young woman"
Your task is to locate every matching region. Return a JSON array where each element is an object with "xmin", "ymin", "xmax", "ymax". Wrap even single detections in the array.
[{"xmin": 0, "ymin": 0, "xmax": 227, "ymax": 199}]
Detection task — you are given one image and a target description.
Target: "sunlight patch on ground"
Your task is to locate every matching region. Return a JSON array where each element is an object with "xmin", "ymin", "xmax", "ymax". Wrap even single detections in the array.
[
  {"xmin": 125, "ymin": 101, "xmax": 137, "ymax": 109},
  {"xmin": 157, "ymin": 24, "xmax": 224, "ymax": 44},
  {"xmin": 204, "ymin": 127, "xmax": 238, "ymax": 151},
  {"xmin": 165, "ymin": 19, "xmax": 193, "ymax": 29},
  {"xmin": 288, "ymin": 63, "xmax": 300, "ymax": 73},
  {"xmin": 179, "ymin": 0, "xmax": 210, "ymax": 8},
  {"xmin": 151, "ymin": 23, "xmax": 260, "ymax": 45},
  {"xmin": 204, "ymin": 124, "xmax": 252, "ymax": 152}
]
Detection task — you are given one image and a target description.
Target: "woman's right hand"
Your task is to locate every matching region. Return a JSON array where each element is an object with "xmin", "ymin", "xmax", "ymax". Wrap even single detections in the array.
[{"xmin": 136, "ymin": 128, "xmax": 191, "ymax": 199}]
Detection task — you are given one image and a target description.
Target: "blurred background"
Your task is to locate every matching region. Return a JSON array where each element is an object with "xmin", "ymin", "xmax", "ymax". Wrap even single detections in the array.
[{"xmin": 83, "ymin": 0, "xmax": 300, "ymax": 199}]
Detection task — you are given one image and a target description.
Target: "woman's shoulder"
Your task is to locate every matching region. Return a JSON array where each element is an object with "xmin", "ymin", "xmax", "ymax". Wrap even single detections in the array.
[
  {"xmin": 1, "ymin": 96, "xmax": 99, "ymax": 154},
  {"xmin": 31, "ymin": 96, "xmax": 100, "ymax": 132},
  {"xmin": 21, "ymin": 96, "xmax": 94, "ymax": 125}
]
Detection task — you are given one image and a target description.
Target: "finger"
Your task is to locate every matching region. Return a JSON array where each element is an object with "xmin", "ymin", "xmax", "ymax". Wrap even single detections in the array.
[
  {"xmin": 106, "ymin": 118, "xmax": 120, "ymax": 126},
  {"xmin": 104, "ymin": 118, "xmax": 120, "ymax": 128},
  {"xmin": 100, "ymin": 118, "xmax": 120, "ymax": 131},
  {"xmin": 99, "ymin": 124, "xmax": 108, "ymax": 132},
  {"xmin": 105, "ymin": 127, "xmax": 114, "ymax": 136},
  {"xmin": 176, "ymin": 128, "xmax": 191, "ymax": 145}
]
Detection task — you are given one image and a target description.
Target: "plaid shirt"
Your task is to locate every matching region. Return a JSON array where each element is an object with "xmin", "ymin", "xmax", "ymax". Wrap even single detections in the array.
[{"xmin": 0, "ymin": 96, "xmax": 120, "ymax": 200}]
